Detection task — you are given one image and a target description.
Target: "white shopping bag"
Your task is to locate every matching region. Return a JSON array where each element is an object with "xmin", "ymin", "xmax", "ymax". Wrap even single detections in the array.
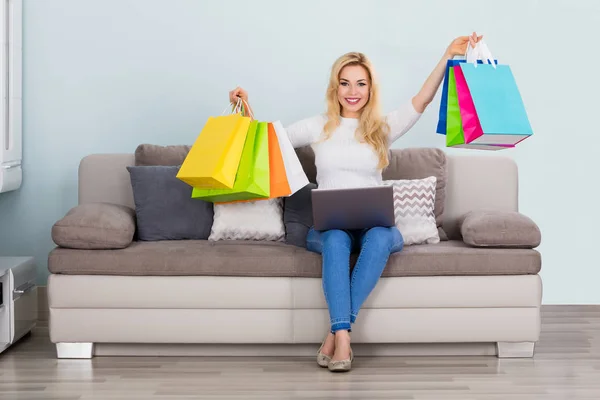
[{"xmin": 271, "ymin": 121, "xmax": 309, "ymax": 195}]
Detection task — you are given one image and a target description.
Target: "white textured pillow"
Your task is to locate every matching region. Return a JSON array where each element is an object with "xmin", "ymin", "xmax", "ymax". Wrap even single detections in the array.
[
  {"xmin": 209, "ymin": 199, "xmax": 285, "ymax": 241},
  {"xmin": 384, "ymin": 176, "xmax": 440, "ymax": 246}
]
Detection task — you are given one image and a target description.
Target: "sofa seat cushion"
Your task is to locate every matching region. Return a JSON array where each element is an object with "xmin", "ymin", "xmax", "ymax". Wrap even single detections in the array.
[{"xmin": 48, "ymin": 240, "xmax": 540, "ymax": 277}]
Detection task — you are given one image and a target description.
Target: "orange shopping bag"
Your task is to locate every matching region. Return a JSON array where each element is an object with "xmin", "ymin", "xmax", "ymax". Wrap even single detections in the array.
[
  {"xmin": 217, "ymin": 122, "xmax": 290, "ymax": 204},
  {"xmin": 266, "ymin": 122, "xmax": 291, "ymax": 198}
]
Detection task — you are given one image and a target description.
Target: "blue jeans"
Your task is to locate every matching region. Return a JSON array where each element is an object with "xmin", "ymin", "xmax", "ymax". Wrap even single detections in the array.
[{"xmin": 306, "ymin": 226, "xmax": 404, "ymax": 333}]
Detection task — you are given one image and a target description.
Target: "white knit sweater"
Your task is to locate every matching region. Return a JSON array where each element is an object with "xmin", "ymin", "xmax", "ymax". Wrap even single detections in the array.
[{"xmin": 285, "ymin": 100, "xmax": 422, "ymax": 190}]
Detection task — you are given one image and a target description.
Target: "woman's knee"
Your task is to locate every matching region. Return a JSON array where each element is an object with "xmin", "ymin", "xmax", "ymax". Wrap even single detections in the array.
[
  {"xmin": 390, "ymin": 227, "xmax": 404, "ymax": 253},
  {"xmin": 306, "ymin": 227, "xmax": 322, "ymax": 253},
  {"xmin": 364, "ymin": 226, "xmax": 393, "ymax": 243},
  {"xmin": 322, "ymin": 229, "xmax": 352, "ymax": 247},
  {"xmin": 306, "ymin": 228, "xmax": 352, "ymax": 254},
  {"xmin": 363, "ymin": 226, "xmax": 403, "ymax": 252}
]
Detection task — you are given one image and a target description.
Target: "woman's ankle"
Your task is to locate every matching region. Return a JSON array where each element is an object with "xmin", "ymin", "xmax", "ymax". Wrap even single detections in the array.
[
  {"xmin": 332, "ymin": 331, "xmax": 352, "ymax": 360},
  {"xmin": 334, "ymin": 330, "xmax": 351, "ymax": 341}
]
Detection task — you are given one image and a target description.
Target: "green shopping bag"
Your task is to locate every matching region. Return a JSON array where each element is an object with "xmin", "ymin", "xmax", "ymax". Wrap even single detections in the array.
[
  {"xmin": 191, "ymin": 121, "xmax": 271, "ymax": 203},
  {"xmin": 446, "ymin": 67, "xmax": 466, "ymax": 147}
]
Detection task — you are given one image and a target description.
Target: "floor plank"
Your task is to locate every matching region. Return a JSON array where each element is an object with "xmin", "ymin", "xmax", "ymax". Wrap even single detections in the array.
[{"xmin": 0, "ymin": 305, "xmax": 599, "ymax": 399}]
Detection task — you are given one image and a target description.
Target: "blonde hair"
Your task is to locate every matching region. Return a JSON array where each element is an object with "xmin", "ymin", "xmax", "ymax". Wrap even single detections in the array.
[{"xmin": 323, "ymin": 52, "xmax": 390, "ymax": 169}]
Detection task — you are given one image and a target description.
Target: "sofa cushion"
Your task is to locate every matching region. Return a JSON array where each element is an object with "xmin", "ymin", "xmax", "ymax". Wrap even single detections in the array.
[
  {"xmin": 48, "ymin": 240, "xmax": 540, "ymax": 277},
  {"xmin": 209, "ymin": 199, "xmax": 285, "ymax": 242},
  {"xmin": 384, "ymin": 148, "xmax": 447, "ymax": 240},
  {"xmin": 384, "ymin": 176, "xmax": 439, "ymax": 245},
  {"xmin": 49, "ymin": 240, "xmax": 302, "ymax": 277},
  {"xmin": 283, "ymin": 183, "xmax": 317, "ymax": 248},
  {"xmin": 127, "ymin": 165, "xmax": 213, "ymax": 240},
  {"xmin": 134, "ymin": 144, "xmax": 191, "ymax": 166},
  {"xmin": 460, "ymin": 210, "xmax": 541, "ymax": 248},
  {"xmin": 296, "ymin": 146, "xmax": 448, "ymax": 240},
  {"xmin": 51, "ymin": 203, "xmax": 136, "ymax": 249}
]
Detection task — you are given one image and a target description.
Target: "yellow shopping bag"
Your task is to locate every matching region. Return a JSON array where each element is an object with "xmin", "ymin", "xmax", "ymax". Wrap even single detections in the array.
[{"xmin": 177, "ymin": 112, "xmax": 251, "ymax": 189}]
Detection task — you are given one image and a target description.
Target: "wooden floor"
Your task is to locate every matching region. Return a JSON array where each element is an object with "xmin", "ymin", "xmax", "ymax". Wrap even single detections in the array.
[{"xmin": 1, "ymin": 305, "xmax": 599, "ymax": 400}]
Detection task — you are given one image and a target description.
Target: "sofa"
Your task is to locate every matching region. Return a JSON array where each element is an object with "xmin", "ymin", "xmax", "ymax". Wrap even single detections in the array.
[{"xmin": 46, "ymin": 145, "xmax": 542, "ymax": 359}]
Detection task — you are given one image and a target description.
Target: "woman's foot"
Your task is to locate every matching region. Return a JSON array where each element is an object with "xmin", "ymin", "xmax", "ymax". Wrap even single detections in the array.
[
  {"xmin": 328, "ymin": 330, "xmax": 353, "ymax": 372},
  {"xmin": 316, "ymin": 332, "xmax": 335, "ymax": 367},
  {"xmin": 331, "ymin": 330, "xmax": 351, "ymax": 361}
]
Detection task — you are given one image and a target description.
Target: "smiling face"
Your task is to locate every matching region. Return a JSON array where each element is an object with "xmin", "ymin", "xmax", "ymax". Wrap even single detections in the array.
[{"xmin": 337, "ymin": 64, "xmax": 370, "ymax": 118}]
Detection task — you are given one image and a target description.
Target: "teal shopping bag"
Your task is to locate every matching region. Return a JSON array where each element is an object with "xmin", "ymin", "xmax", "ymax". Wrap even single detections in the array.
[{"xmin": 459, "ymin": 63, "xmax": 533, "ymax": 145}]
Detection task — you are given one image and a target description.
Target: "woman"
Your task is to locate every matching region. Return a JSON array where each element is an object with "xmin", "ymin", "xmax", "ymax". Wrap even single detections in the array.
[{"xmin": 229, "ymin": 32, "xmax": 481, "ymax": 372}]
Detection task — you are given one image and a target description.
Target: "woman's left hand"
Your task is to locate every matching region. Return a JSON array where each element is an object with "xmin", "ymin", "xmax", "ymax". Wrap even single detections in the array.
[{"xmin": 446, "ymin": 32, "xmax": 482, "ymax": 57}]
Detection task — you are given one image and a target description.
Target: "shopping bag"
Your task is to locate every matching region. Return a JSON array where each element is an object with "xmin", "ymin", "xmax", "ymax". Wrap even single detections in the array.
[
  {"xmin": 176, "ymin": 112, "xmax": 250, "ymax": 189},
  {"xmin": 191, "ymin": 120, "xmax": 271, "ymax": 203},
  {"xmin": 458, "ymin": 63, "xmax": 533, "ymax": 145},
  {"xmin": 437, "ymin": 59, "xmax": 465, "ymax": 135},
  {"xmin": 216, "ymin": 122, "xmax": 291, "ymax": 204},
  {"xmin": 445, "ymin": 66, "xmax": 466, "ymax": 147},
  {"xmin": 446, "ymin": 65, "xmax": 513, "ymax": 150},
  {"xmin": 436, "ymin": 58, "xmax": 498, "ymax": 135},
  {"xmin": 266, "ymin": 123, "xmax": 292, "ymax": 198},
  {"xmin": 454, "ymin": 64, "xmax": 484, "ymax": 144},
  {"xmin": 456, "ymin": 40, "xmax": 533, "ymax": 145},
  {"xmin": 271, "ymin": 121, "xmax": 309, "ymax": 194}
]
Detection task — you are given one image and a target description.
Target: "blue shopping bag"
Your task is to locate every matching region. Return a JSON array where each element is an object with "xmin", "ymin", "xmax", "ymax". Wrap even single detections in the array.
[
  {"xmin": 436, "ymin": 59, "xmax": 465, "ymax": 135},
  {"xmin": 459, "ymin": 63, "xmax": 533, "ymax": 145}
]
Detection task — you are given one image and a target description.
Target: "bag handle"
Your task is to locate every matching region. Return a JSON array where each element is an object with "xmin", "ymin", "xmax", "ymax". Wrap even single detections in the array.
[
  {"xmin": 240, "ymin": 98, "xmax": 255, "ymax": 120},
  {"xmin": 220, "ymin": 97, "xmax": 255, "ymax": 120},
  {"xmin": 465, "ymin": 38, "xmax": 497, "ymax": 69},
  {"xmin": 222, "ymin": 97, "xmax": 242, "ymax": 116},
  {"xmin": 477, "ymin": 39, "xmax": 496, "ymax": 68}
]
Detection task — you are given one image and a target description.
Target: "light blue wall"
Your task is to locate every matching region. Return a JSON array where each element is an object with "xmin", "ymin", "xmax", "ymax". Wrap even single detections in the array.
[{"xmin": 0, "ymin": 0, "xmax": 598, "ymax": 304}]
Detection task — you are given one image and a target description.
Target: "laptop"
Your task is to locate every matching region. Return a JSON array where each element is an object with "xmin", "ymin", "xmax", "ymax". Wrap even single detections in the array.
[{"xmin": 311, "ymin": 185, "xmax": 396, "ymax": 231}]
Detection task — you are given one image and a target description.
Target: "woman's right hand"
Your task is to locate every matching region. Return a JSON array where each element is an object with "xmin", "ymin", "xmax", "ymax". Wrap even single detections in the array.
[{"xmin": 229, "ymin": 86, "xmax": 248, "ymax": 105}]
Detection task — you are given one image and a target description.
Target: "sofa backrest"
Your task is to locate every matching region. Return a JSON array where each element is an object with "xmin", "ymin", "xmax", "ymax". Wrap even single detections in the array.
[{"xmin": 78, "ymin": 149, "xmax": 517, "ymax": 240}]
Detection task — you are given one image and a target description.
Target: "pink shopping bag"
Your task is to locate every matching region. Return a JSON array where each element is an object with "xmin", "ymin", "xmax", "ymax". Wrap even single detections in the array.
[
  {"xmin": 453, "ymin": 65, "xmax": 484, "ymax": 144},
  {"xmin": 453, "ymin": 64, "xmax": 514, "ymax": 150}
]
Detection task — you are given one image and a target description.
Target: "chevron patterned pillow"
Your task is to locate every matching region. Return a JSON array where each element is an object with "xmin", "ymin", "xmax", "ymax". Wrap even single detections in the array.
[
  {"xmin": 209, "ymin": 199, "xmax": 285, "ymax": 242},
  {"xmin": 384, "ymin": 176, "xmax": 440, "ymax": 246}
]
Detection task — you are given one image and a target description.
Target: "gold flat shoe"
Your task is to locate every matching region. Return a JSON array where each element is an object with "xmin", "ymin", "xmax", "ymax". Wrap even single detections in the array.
[
  {"xmin": 328, "ymin": 349, "xmax": 353, "ymax": 372},
  {"xmin": 316, "ymin": 339, "xmax": 332, "ymax": 368}
]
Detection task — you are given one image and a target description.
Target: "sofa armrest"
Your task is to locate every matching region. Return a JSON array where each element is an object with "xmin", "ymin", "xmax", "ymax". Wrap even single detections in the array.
[
  {"xmin": 52, "ymin": 202, "xmax": 136, "ymax": 249},
  {"xmin": 459, "ymin": 210, "xmax": 541, "ymax": 248}
]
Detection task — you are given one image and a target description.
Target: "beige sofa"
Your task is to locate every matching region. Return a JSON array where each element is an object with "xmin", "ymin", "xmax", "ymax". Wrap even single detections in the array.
[{"xmin": 46, "ymin": 147, "xmax": 542, "ymax": 359}]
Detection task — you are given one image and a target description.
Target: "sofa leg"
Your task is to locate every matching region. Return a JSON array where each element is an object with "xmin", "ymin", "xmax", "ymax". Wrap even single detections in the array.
[
  {"xmin": 496, "ymin": 341, "xmax": 535, "ymax": 358},
  {"xmin": 56, "ymin": 343, "xmax": 94, "ymax": 359}
]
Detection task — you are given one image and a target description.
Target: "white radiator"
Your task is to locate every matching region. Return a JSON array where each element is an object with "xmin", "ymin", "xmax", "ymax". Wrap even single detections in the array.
[{"xmin": 0, "ymin": 0, "xmax": 22, "ymax": 194}]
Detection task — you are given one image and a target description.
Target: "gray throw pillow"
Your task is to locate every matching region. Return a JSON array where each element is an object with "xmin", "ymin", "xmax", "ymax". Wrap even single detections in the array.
[
  {"xmin": 127, "ymin": 165, "xmax": 213, "ymax": 241},
  {"xmin": 460, "ymin": 210, "xmax": 541, "ymax": 248},
  {"xmin": 135, "ymin": 144, "xmax": 191, "ymax": 166},
  {"xmin": 283, "ymin": 183, "xmax": 317, "ymax": 248},
  {"xmin": 52, "ymin": 203, "xmax": 136, "ymax": 249}
]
